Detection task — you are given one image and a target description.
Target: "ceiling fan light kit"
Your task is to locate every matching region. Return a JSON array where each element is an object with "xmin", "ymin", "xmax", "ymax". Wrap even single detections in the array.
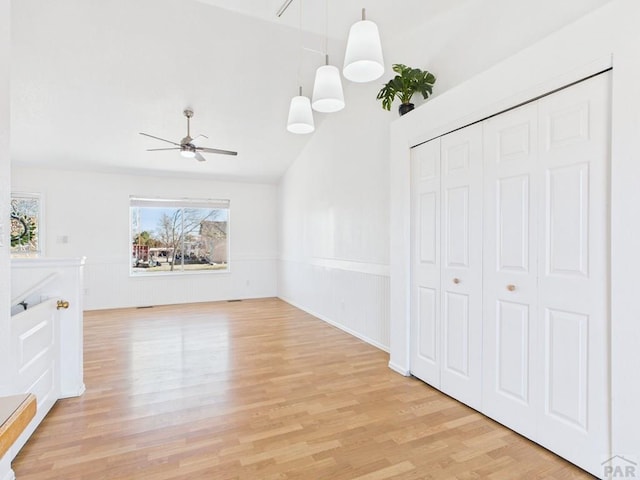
[
  {"xmin": 140, "ymin": 109, "xmax": 237, "ymax": 161},
  {"xmin": 180, "ymin": 147, "xmax": 196, "ymax": 159}
]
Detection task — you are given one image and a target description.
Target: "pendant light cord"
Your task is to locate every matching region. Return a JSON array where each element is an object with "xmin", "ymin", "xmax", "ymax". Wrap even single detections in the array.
[
  {"xmin": 297, "ymin": 0, "xmax": 303, "ymax": 93},
  {"xmin": 324, "ymin": 0, "xmax": 328, "ymax": 59}
]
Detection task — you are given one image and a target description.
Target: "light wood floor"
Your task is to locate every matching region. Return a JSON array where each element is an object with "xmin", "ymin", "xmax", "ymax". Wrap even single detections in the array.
[{"xmin": 13, "ymin": 298, "xmax": 594, "ymax": 479}]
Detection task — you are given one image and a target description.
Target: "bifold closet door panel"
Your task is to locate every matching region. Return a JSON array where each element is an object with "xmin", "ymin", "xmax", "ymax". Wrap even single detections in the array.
[
  {"xmin": 482, "ymin": 102, "xmax": 541, "ymax": 439},
  {"xmin": 536, "ymin": 72, "xmax": 610, "ymax": 475},
  {"xmin": 410, "ymin": 138, "xmax": 442, "ymax": 386},
  {"xmin": 440, "ymin": 123, "xmax": 483, "ymax": 410}
]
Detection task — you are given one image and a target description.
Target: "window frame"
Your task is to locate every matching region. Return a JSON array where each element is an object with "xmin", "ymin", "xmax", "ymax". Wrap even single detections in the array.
[{"xmin": 129, "ymin": 196, "xmax": 231, "ymax": 277}]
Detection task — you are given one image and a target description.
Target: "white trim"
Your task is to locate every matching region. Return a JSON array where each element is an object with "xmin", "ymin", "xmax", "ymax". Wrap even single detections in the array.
[
  {"xmin": 309, "ymin": 258, "xmax": 389, "ymax": 277},
  {"xmin": 388, "ymin": 361, "xmax": 410, "ymax": 377},
  {"xmin": 11, "ymin": 257, "xmax": 86, "ymax": 269},
  {"xmin": 280, "ymin": 256, "xmax": 389, "ymax": 277},
  {"xmin": 129, "ymin": 195, "xmax": 230, "ymax": 209},
  {"xmin": 60, "ymin": 383, "xmax": 86, "ymax": 399},
  {"xmin": 0, "ymin": 452, "xmax": 14, "ymax": 480}
]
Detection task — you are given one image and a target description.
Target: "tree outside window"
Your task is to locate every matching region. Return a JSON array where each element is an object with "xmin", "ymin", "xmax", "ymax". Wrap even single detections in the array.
[{"xmin": 130, "ymin": 197, "xmax": 229, "ymax": 275}]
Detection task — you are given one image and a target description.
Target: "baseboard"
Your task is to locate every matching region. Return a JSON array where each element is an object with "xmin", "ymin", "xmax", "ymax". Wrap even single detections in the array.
[
  {"xmin": 0, "ymin": 454, "xmax": 15, "ymax": 480},
  {"xmin": 60, "ymin": 383, "xmax": 86, "ymax": 399},
  {"xmin": 388, "ymin": 361, "xmax": 411, "ymax": 376},
  {"xmin": 278, "ymin": 296, "xmax": 390, "ymax": 353}
]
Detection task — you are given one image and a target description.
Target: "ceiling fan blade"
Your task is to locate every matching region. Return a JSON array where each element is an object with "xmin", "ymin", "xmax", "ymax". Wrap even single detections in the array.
[
  {"xmin": 146, "ymin": 148, "xmax": 181, "ymax": 151},
  {"xmin": 194, "ymin": 152, "xmax": 207, "ymax": 162},
  {"xmin": 191, "ymin": 134, "xmax": 208, "ymax": 145},
  {"xmin": 198, "ymin": 147, "xmax": 238, "ymax": 156},
  {"xmin": 139, "ymin": 132, "xmax": 181, "ymax": 146}
]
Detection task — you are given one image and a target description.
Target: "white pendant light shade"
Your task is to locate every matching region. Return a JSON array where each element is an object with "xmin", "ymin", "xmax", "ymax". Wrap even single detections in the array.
[
  {"xmin": 312, "ymin": 64, "xmax": 345, "ymax": 113},
  {"xmin": 287, "ymin": 94, "xmax": 315, "ymax": 134},
  {"xmin": 343, "ymin": 10, "xmax": 384, "ymax": 83}
]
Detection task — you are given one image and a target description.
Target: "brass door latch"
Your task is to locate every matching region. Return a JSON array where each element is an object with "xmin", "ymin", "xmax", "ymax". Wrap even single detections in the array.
[{"xmin": 56, "ymin": 300, "xmax": 69, "ymax": 310}]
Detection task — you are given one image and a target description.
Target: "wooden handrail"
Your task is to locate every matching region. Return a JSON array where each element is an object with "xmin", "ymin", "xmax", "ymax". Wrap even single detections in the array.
[{"xmin": 0, "ymin": 394, "xmax": 36, "ymax": 459}]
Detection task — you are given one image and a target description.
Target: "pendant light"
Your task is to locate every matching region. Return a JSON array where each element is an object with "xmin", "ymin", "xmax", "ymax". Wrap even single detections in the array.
[
  {"xmin": 286, "ymin": 0, "xmax": 314, "ymax": 134},
  {"xmin": 311, "ymin": 0, "xmax": 344, "ymax": 113},
  {"xmin": 343, "ymin": 8, "xmax": 384, "ymax": 83},
  {"xmin": 287, "ymin": 87, "xmax": 315, "ymax": 134},
  {"xmin": 312, "ymin": 59, "xmax": 345, "ymax": 112}
]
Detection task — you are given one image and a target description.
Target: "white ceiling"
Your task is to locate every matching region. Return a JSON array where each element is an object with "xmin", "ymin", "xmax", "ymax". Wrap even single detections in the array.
[
  {"xmin": 10, "ymin": 0, "xmax": 463, "ymax": 183},
  {"xmin": 194, "ymin": 0, "xmax": 463, "ymax": 41}
]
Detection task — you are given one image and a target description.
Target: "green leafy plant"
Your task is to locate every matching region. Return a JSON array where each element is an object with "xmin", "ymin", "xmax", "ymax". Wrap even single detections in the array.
[{"xmin": 376, "ymin": 64, "xmax": 436, "ymax": 111}]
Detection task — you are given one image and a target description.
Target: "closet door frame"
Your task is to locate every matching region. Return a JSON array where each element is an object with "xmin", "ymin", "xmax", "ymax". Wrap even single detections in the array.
[
  {"xmin": 407, "ymin": 71, "xmax": 612, "ymax": 477},
  {"xmin": 393, "ymin": 14, "xmax": 640, "ymax": 476}
]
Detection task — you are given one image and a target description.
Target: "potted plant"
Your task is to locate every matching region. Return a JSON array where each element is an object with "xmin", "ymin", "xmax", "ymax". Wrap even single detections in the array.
[{"xmin": 376, "ymin": 64, "xmax": 436, "ymax": 116}]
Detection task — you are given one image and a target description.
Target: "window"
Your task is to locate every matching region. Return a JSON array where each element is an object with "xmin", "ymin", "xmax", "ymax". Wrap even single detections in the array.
[
  {"xmin": 130, "ymin": 196, "xmax": 230, "ymax": 275},
  {"xmin": 11, "ymin": 193, "xmax": 42, "ymax": 257}
]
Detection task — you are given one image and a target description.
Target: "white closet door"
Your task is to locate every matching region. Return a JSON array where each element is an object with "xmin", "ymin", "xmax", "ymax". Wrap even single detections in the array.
[
  {"xmin": 440, "ymin": 124, "xmax": 483, "ymax": 409},
  {"xmin": 410, "ymin": 139, "xmax": 441, "ymax": 386},
  {"xmin": 536, "ymin": 72, "xmax": 610, "ymax": 476},
  {"xmin": 482, "ymin": 102, "xmax": 541, "ymax": 438}
]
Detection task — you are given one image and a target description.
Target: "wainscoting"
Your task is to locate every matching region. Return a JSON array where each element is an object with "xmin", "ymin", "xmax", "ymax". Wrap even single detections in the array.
[
  {"xmin": 278, "ymin": 258, "xmax": 390, "ymax": 352},
  {"xmin": 83, "ymin": 255, "xmax": 278, "ymax": 310}
]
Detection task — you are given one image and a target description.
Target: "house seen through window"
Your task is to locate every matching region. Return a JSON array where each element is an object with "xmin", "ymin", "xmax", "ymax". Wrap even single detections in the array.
[{"xmin": 130, "ymin": 197, "xmax": 230, "ymax": 275}]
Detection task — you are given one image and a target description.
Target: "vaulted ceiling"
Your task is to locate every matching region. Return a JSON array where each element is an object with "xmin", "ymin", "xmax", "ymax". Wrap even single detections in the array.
[
  {"xmin": 10, "ymin": 0, "xmax": 466, "ymax": 183},
  {"xmin": 11, "ymin": 0, "xmax": 613, "ymax": 183}
]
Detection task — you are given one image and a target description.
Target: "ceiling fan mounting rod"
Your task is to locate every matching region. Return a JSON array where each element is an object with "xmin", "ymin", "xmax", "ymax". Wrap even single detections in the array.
[{"xmin": 183, "ymin": 109, "xmax": 193, "ymax": 138}]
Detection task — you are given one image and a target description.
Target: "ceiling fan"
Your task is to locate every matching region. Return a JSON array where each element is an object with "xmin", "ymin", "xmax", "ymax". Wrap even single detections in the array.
[{"xmin": 139, "ymin": 109, "xmax": 237, "ymax": 162}]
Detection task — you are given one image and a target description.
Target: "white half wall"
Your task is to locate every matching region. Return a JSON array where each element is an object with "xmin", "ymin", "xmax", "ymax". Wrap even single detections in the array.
[
  {"xmin": 278, "ymin": 84, "xmax": 392, "ymax": 350},
  {"xmin": 12, "ymin": 167, "xmax": 278, "ymax": 310}
]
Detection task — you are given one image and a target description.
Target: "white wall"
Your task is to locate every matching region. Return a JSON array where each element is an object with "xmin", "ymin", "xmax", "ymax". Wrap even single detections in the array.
[
  {"xmin": 277, "ymin": 0, "xmax": 612, "ymax": 352},
  {"xmin": 390, "ymin": 0, "xmax": 640, "ymax": 467},
  {"xmin": 12, "ymin": 167, "xmax": 278, "ymax": 310},
  {"xmin": 0, "ymin": 0, "xmax": 11, "ymax": 395},
  {"xmin": 389, "ymin": 0, "xmax": 613, "ymax": 96},
  {"xmin": 278, "ymin": 85, "xmax": 392, "ymax": 350}
]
